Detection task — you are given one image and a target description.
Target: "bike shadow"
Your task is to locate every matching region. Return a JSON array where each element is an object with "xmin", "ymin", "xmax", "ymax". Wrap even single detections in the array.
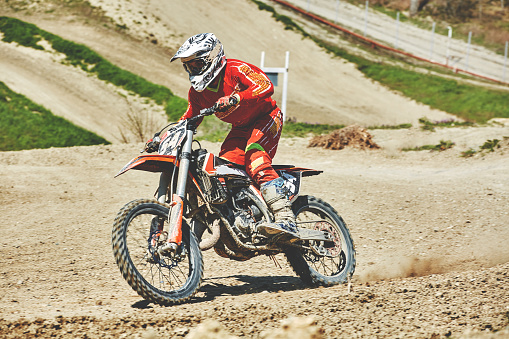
[
  {"xmin": 198, "ymin": 274, "xmax": 306, "ymax": 301},
  {"xmin": 131, "ymin": 274, "xmax": 307, "ymax": 308}
]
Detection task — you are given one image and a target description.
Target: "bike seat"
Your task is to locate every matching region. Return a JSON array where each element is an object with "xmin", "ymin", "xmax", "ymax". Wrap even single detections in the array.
[{"xmin": 216, "ymin": 157, "xmax": 244, "ymax": 169}]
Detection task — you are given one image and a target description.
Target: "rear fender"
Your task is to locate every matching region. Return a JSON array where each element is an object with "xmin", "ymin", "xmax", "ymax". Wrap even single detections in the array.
[
  {"xmin": 115, "ymin": 154, "xmax": 178, "ymax": 177},
  {"xmin": 275, "ymin": 167, "xmax": 322, "ymax": 202},
  {"xmin": 274, "ymin": 165, "xmax": 323, "ymax": 178}
]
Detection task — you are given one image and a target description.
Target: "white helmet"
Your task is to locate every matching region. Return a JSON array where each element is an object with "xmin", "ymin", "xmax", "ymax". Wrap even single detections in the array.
[{"xmin": 170, "ymin": 33, "xmax": 226, "ymax": 92}]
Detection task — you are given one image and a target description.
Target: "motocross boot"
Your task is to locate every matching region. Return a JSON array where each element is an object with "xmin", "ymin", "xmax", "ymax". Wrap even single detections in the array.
[{"xmin": 256, "ymin": 177, "xmax": 299, "ymax": 241}]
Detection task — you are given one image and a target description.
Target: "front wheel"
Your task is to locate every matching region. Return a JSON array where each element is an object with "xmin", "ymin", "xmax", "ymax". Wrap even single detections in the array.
[
  {"xmin": 286, "ymin": 196, "xmax": 356, "ymax": 286},
  {"xmin": 112, "ymin": 199, "xmax": 203, "ymax": 305}
]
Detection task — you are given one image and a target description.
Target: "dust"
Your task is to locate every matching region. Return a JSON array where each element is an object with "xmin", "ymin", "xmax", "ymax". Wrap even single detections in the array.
[
  {"xmin": 308, "ymin": 125, "xmax": 380, "ymax": 150},
  {"xmin": 358, "ymin": 257, "xmax": 446, "ymax": 282}
]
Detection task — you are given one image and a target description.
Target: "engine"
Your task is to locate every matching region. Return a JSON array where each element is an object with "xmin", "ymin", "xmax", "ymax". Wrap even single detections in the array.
[{"xmin": 230, "ymin": 188, "xmax": 263, "ymax": 239}]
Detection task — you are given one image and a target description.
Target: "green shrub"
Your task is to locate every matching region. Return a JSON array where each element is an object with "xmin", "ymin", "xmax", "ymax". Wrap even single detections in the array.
[
  {"xmin": 461, "ymin": 148, "xmax": 477, "ymax": 157},
  {"xmin": 249, "ymin": 2, "xmax": 509, "ymax": 124},
  {"xmin": 282, "ymin": 120, "xmax": 345, "ymax": 138},
  {"xmin": 0, "ymin": 82, "xmax": 109, "ymax": 151},
  {"xmin": 166, "ymin": 96, "xmax": 189, "ymax": 121},
  {"xmin": 0, "ymin": 16, "xmax": 187, "ymax": 122},
  {"xmin": 367, "ymin": 123, "xmax": 413, "ymax": 130},
  {"xmin": 418, "ymin": 117, "xmax": 475, "ymax": 131},
  {"xmin": 251, "ymin": 0, "xmax": 309, "ymax": 35},
  {"xmin": 0, "ymin": 17, "xmax": 43, "ymax": 49},
  {"xmin": 480, "ymin": 139, "xmax": 500, "ymax": 152},
  {"xmin": 403, "ymin": 140, "xmax": 455, "ymax": 151},
  {"xmin": 195, "ymin": 115, "xmax": 230, "ymax": 142}
]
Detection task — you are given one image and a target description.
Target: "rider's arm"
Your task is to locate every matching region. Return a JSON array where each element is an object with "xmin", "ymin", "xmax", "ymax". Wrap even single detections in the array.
[{"xmin": 179, "ymin": 89, "xmax": 204, "ymax": 126}]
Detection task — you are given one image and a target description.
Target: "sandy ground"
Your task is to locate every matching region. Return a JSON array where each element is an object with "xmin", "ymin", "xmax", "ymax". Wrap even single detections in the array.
[
  {"xmin": 0, "ymin": 131, "xmax": 508, "ymax": 338},
  {"xmin": 1, "ymin": 0, "xmax": 509, "ymax": 337}
]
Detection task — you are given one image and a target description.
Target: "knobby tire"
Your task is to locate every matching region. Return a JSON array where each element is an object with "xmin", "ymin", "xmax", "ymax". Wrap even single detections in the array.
[
  {"xmin": 112, "ymin": 199, "xmax": 203, "ymax": 305},
  {"xmin": 286, "ymin": 195, "xmax": 356, "ymax": 286}
]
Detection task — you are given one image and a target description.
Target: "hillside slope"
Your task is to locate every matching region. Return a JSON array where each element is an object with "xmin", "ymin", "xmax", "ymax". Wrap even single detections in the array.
[{"xmin": 0, "ymin": 0, "xmax": 457, "ymax": 144}]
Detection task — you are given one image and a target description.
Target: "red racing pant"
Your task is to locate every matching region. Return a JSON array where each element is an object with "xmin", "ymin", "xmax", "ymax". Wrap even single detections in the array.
[{"xmin": 219, "ymin": 107, "xmax": 283, "ymax": 186}]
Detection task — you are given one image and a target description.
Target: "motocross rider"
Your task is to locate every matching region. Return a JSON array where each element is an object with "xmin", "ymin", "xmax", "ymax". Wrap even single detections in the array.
[{"xmin": 170, "ymin": 33, "xmax": 298, "ymax": 241}]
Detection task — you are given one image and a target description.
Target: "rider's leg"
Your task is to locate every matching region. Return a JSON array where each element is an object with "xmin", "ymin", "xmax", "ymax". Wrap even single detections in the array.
[
  {"xmin": 256, "ymin": 177, "xmax": 298, "ymax": 237},
  {"xmin": 243, "ymin": 109, "xmax": 298, "ymax": 238},
  {"xmin": 218, "ymin": 126, "xmax": 247, "ymax": 166}
]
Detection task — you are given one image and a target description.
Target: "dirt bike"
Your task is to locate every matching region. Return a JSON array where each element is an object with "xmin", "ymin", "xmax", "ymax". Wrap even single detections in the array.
[{"xmin": 112, "ymin": 104, "xmax": 356, "ymax": 305}]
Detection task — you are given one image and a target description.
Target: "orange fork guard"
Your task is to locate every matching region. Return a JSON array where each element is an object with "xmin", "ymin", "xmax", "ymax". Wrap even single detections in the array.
[{"xmin": 167, "ymin": 194, "xmax": 184, "ymax": 245}]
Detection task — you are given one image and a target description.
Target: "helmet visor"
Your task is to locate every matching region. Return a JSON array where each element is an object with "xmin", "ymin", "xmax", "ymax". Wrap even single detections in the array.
[{"xmin": 183, "ymin": 58, "xmax": 209, "ymax": 76}]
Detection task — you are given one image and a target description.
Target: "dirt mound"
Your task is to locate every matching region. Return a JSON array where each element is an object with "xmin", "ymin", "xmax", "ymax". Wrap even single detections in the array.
[{"xmin": 308, "ymin": 125, "xmax": 380, "ymax": 150}]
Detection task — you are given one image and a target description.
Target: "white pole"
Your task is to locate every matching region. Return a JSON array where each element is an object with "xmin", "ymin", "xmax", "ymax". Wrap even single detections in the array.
[
  {"xmin": 503, "ymin": 41, "xmax": 508, "ymax": 83},
  {"xmin": 394, "ymin": 12, "xmax": 400, "ymax": 49},
  {"xmin": 429, "ymin": 22, "xmax": 435, "ymax": 60},
  {"xmin": 445, "ymin": 26, "xmax": 452, "ymax": 65},
  {"xmin": 465, "ymin": 31, "xmax": 472, "ymax": 71},
  {"xmin": 306, "ymin": 0, "xmax": 311, "ymax": 12},
  {"xmin": 334, "ymin": 0, "xmax": 340, "ymax": 24},
  {"xmin": 282, "ymin": 51, "xmax": 290, "ymax": 121},
  {"xmin": 364, "ymin": 0, "xmax": 368, "ymax": 37},
  {"xmin": 260, "ymin": 51, "xmax": 265, "ymax": 68}
]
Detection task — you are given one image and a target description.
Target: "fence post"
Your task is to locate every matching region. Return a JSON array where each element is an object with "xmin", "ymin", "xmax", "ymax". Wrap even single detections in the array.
[
  {"xmin": 260, "ymin": 51, "xmax": 290, "ymax": 121},
  {"xmin": 394, "ymin": 12, "xmax": 400, "ymax": 49},
  {"xmin": 445, "ymin": 26, "xmax": 452, "ymax": 65},
  {"xmin": 503, "ymin": 41, "xmax": 508, "ymax": 82},
  {"xmin": 465, "ymin": 31, "xmax": 472, "ymax": 71},
  {"xmin": 306, "ymin": 0, "xmax": 311, "ymax": 12},
  {"xmin": 364, "ymin": 0, "xmax": 369, "ymax": 37},
  {"xmin": 282, "ymin": 51, "xmax": 290, "ymax": 120},
  {"xmin": 429, "ymin": 22, "xmax": 436, "ymax": 60},
  {"xmin": 335, "ymin": 0, "xmax": 340, "ymax": 24}
]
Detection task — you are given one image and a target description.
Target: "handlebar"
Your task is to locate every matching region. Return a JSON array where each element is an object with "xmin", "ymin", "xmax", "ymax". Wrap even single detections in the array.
[
  {"xmin": 142, "ymin": 99, "xmax": 233, "ymax": 153},
  {"xmin": 186, "ymin": 103, "xmax": 219, "ymax": 125},
  {"xmin": 189, "ymin": 94, "xmax": 239, "ymax": 124},
  {"xmin": 199, "ymin": 104, "xmax": 218, "ymax": 117}
]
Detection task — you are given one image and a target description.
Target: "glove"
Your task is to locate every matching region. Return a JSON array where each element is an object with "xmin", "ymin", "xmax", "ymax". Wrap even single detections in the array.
[
  {"xmin": 215, "ymin": 94, "xmax": 240, "ymax": 112},
  {"xmin": 144, "ymin": 137, "xmax": 160, "ymax": 153}
]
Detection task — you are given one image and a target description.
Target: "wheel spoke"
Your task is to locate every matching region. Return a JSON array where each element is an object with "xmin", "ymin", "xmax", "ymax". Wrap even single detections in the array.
[
  {"xmin": 292, "ymin": 199, "xmax": 353, "ymax": 281},
  {"xmin": 112, "ymin": 200, "xmax": 203, "ymax": 305}
]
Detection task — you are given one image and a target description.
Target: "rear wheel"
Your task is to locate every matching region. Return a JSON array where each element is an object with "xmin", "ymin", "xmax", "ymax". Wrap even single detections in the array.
[
  {"xmin": 286, "ymin": 196, "xmax": 356, "ymax": 286},
  {"xmin": 112, "ymin": 199, "xmax": 203, "ymax": 305}
]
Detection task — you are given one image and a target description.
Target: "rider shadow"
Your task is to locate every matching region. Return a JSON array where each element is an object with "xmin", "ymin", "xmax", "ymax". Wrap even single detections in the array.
[
  {"xmin": 190, "ymin": 274, "xmax": 307, "ymax": 303},
  {"xmin": 130, "ymin": 274, "xmax": 307, "ymax": 308},
  {"xmin": 131, "ymin": 299, "xmax": 152, "ymax": 309}
]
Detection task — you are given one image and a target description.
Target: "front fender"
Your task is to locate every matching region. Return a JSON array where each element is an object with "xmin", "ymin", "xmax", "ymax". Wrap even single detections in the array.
[{"xmin": 115, "ymin": 154, "xmax": 178, "ymax": 177}]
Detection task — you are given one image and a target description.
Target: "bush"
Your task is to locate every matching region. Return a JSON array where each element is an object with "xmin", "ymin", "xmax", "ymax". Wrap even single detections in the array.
[
  {"xmin": 0, "ymin": 16, "xmax": 187, "ymax": 122},
  {"xmin": 282, "ymin": 120, "xmax": 345, "ymax": 138},
  {"xmin": 0, "ymin": 82, "xmax": 109, "ymax": 151},
  {"xmin": 403, "ymin": 140, "xmax": 455, "ymax": 151}
]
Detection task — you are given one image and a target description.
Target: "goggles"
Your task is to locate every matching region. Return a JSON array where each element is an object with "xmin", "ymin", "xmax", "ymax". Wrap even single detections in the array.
[{"xmin": 183, "ymin": 58, "xmax": 209, "ymax": 76}]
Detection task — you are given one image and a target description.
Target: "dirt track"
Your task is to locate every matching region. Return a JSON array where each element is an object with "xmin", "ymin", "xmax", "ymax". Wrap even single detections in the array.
[
  {"xmin": 1, "ymin": 131, "xmax": 508, "ymax": 338},
  {"xmin": 1, "ymin": 0, "xmax": 509, "ymax": 337}
]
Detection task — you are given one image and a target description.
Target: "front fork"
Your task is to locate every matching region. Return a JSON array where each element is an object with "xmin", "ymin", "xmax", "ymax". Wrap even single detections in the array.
[{"xmin": 158, "ymin": 130, "xmax": 194, "ymax": 255}]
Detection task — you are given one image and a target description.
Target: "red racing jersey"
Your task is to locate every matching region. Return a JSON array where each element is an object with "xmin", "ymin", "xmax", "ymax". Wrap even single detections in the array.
[{"xmin": 180, "ymin": 59, "xmax": 278, "ymax": 127}]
